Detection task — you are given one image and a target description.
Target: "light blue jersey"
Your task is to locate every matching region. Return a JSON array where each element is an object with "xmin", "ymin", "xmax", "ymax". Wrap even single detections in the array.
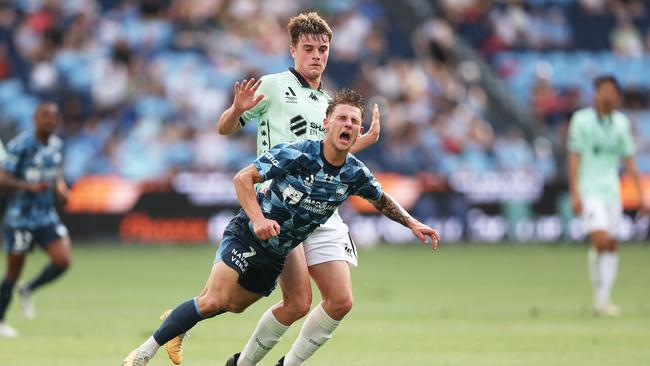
[{"xmin": 2, "ymin": 131, "xmax": 63, "ymax": 230}]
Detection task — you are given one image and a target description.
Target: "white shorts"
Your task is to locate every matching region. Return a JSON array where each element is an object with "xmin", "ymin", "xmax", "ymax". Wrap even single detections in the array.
[
  {"xmin": 581, "ymin": 197, "xmax": 622, "ymax": 237},
  {"xmin": 303, "ymin": 210, "xmax": 358, "ymax": 267}
]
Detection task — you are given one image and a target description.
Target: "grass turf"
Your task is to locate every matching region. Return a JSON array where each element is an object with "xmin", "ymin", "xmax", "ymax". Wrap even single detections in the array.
[{"xmin": 0, "ymin": 242, "xmax": 648, "ymax": 366}]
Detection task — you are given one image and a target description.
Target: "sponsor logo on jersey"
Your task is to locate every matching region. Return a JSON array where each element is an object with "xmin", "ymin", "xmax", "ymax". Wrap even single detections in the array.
[
  {"xmin": 309, "ymin": 122, "xmax": 327, "ymax": 136},
  {"xmin": 290, "ymin": 115, "xmax": 308, "ymax": 137},
  {"xmin": 309, "ymin": 92, "xmax": 318, "ymax": 101},
  {"xmin": 324, "ymin": 173, "xmax": 334, "ymax": 182},
  {"xmin": 264, "ymin": 151, "xmax": 280, "ymax": 166},
  {"xmin": 299, "ymin": 197, "xmax": 337, "ymax": 215},
  {"xmin": 336, "ymin": 183, "xmax": 348, "ymax": 198},
  {"xmin": 285, "ymin": 87, "xmax": 298, "ymax": 104},
  {"xmin": 282, "ymin": 185, "xmax": 304, "ymax": 205}
]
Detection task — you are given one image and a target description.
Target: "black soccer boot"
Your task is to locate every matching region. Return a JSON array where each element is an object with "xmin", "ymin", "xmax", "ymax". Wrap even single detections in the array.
[{"xmin": 225, "ymin": 352, "xmax": 240, "ymax": 366}]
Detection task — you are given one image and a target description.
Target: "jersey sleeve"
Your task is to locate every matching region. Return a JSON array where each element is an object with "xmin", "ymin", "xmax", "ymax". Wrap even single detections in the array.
[
  {"xmin": 619, "ymin": 115, "xmax": 636, "ymax": 157},
  {"xmin": 239, "ymin": 75, "xmax": 276, "ymax": 126},
  {"xmin": 354, "ymin": 164, "xmax": 383, "ymax": 200},
  {"xmin": 567, "ymin": 112, "xmax": 586, "ymax": 153},
  {"xmin": 254, "ymin": 142, "xmax": 303, "ymax": 181},
  {"xmin": 1, "ymin": 139, "xmax": 23, "ymax": 174}
]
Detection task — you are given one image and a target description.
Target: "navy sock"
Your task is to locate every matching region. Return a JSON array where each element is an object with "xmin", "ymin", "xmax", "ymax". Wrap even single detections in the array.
[
  {"xmin": 0, "ymin": 278, "xmax": 16, "ymax": 321},
  {"xmin": 27, "ymin": 263, "xmax": 67, "ymax": 292},
  {"xmin": 153, "ymin": 298, "xmax": 220, "ymax": 345}
]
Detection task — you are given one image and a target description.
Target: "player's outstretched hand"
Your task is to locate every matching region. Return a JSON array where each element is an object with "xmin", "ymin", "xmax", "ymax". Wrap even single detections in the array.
[
  {"xmin": 252, "ymin": 218, "xmax": 281, "ymax": 240},
  {"xmin": 409, "ymin": 220, "xmax": 439, "ymax": 250},
  {"xmin": 233, "ymin": 78, "xmax": 264, "ymax": 112},
  {"xmin": 365, "ymin": 103, "xmax": 381, "ymax": 142}
]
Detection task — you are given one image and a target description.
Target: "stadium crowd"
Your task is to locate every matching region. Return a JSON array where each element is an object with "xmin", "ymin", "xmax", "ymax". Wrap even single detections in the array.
[{"xmin": 0, "ymin": 0, "xmax": 649, "ymax": 191}]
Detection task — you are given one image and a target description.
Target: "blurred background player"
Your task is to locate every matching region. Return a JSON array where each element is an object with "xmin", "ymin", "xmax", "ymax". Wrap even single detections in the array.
[
  {"xmin": 216, "ymin": 12, "xmax": 381, "ymax": 366},
  {"xmin": 123, "ymin": 89, "xmax": 438, "ymax": 366},
  {"xmin": 567, "ymin": 75, "xmax": 649, "ymax": 317},
  {"xmin": 0, "ymin": 102, "xmax": 71, "ymax": 337}
]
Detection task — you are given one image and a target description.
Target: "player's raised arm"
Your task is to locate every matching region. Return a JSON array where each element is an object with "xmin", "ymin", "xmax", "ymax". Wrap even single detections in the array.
[
  {"xmin": 217, "ymin": 78, "xmax": 264, "ymax": 135},
  {"xmin": 367, "ymin": 192, "xmax": 439, "ymax": 250},
  {"xmin": 350, "ymin": 103, "xmax": 381, "ymax": 154},
  {"xmin": 232, "ymin": 164, "xmax": 280, "ymax": 240}
]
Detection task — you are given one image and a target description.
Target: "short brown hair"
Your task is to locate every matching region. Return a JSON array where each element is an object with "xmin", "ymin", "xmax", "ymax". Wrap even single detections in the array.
[
  {"xmin": 326, "ymin": 89, "xmax": 366, "ymax": 119},
  {"xmin": 287, "ymin": 12, "xmax": 333, "ymax": 46}
]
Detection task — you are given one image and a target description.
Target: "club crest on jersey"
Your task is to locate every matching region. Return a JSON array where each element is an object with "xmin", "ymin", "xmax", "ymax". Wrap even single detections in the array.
[{"xmin": 336, "ymin": 183, "xmax": 348, "ymax": 198}]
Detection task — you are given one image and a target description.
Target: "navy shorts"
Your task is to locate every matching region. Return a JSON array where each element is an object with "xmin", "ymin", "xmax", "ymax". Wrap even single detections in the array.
[
  {"xmin": 215, "ymin": 212, "xmax": 285, "ymax": 297},
  {"xmin": 3, "ymin": 223, "xmax": 68, "ymax": 254}
]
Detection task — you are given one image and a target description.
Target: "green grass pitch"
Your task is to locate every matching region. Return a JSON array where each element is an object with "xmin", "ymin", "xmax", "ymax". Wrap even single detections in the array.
[{"xmin": 0, "ymin": 242, "xmax": 649, "ymax": 366}]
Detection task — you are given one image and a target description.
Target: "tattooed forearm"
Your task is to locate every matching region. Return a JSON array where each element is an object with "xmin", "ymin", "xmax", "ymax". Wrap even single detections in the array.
[{"xmin": 370, "ymin": 193, "xmax": 413, "ymax": 227}]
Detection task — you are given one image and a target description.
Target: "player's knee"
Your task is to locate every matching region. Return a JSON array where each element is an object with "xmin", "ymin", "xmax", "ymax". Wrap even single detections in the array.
[
  {"xmin": 281, "ymin": 289, "xmax": 312, "ymax": 320},
  {"xmin": 592, "ymin": 237, "xmax": 609, "ymax": 252},
  {"xmin": 54, "ymin": 258, "xmax": 71, "ymax": 269},
  {"xmin": 326, "ymin": 295, "xmax": 354, "ymax": 319},
  {"xmin": 197, "ymin": 295, "xmax": 227, "ymax": 315}
]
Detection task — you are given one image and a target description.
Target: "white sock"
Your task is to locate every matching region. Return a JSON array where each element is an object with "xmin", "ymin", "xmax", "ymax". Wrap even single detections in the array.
[
  {"xmin": 597, "ymin": 251, "xmax": 619, "ymax": 306},
  {"xmin": 284, "ymin": 303, "xmax": 340, "ymax": 366},
  {"xmin": 587, "ymin": 247, "xmax": 600, "ymax": 301},
  {"xmin": 138, "ymin": 336, "xmax": 161, "ymax": 357},
  {"xmin": 238, "ymin": 308, "xmax": 289, "ymax": 366}
]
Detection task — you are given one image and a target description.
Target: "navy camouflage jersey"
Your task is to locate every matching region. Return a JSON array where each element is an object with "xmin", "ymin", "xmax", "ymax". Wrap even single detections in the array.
[
  {"xmin": 2, "ymin": 131, "xmax": 63, "ymax": 229},
  {"xmin": 252, "ymin": 139, "xmax": 383, "ymax": 257}
]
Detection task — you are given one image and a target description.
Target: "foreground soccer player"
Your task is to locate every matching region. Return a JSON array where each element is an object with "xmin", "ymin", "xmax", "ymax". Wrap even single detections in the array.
[
  {"xmin": 568, "ymin": 75, "xmax": 648, "ymax": 317},
  {"xmin": 122, "ymin": 90, "xmax": 439, "ymax": 366},
  {"xmin": 217, "ymin": 12, "xmax": 381, "ymax": 366},
  {"xmin": 0, "ymin": 103, "xmax": 71, "ymax": 338}
]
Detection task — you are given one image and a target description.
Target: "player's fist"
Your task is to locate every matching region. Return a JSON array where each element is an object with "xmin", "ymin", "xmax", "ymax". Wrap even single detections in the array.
[
  {"xmin": 233, "ymin": 78, "xmax": 264, "ymax": 112},
  {"xmin": 252, "ymin": 218, "xmax": 281, "ymax": 240},
  {"xmin": 570, "ymin": 194, "xmax": 582, "ymax": 214},
  {"xmin": 24, "ymin": 181, "xmax": 50, "ymax": 193}
]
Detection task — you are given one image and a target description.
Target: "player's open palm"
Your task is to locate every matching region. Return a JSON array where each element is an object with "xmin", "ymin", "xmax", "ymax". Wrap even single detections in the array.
[
  {"xmin": 363, "ymin": 103, "xmax": 381, "ymax": 142},
  {"xmin": 409, "ymin": 220, "xmax": 440, "ymax": 250},
  {"xmin": 252, "ymin": 218, "xmax": 281, "ymax": 240},
  {"xmin": 233, "ymin": 78, "xmax": 264, "ymax": 112}
]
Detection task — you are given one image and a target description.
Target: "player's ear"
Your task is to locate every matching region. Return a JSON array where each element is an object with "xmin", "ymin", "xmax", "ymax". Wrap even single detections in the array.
[
  {"xmin": 290, "ymin": 45, "xmax": 296, "ymax": 59},
  {"xmin": 323, "ymin": 117, "xmax": 329, "ymax": 130}
]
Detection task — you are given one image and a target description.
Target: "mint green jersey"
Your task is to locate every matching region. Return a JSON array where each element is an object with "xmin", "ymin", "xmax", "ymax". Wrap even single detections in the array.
[
  {"xmin": 567, "ymin": 107, "xmax": 636, "ymax": 203},
  {"xmin": 240, "ymin": 68, "xmax": 332, "ymax": 157}
]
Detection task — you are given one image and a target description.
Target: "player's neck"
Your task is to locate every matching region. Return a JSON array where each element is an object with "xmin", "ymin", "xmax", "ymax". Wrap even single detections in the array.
[
  {"xmin": 34, "ymin": 130, "xmax": 49, "ymax": 144},
  {"xmin": 596, "ymin": 105, "xmax": 614, "ymax": 117},
  {"xmin": 295, "ymin": 68, "xmax": 321, "ymax": 90},
  {"xmin": 322, "ymin": 141, "xmax": 347, "ymax": 167}
]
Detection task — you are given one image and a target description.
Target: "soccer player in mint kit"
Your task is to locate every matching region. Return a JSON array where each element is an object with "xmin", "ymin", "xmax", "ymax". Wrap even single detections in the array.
[
  {"xmin": 122, "ymin": 89, "xmax": 439, "ymax": 366},
  {"xmin": 568, "ymin": 75, "xmax": 649, "ymax": 316}
]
